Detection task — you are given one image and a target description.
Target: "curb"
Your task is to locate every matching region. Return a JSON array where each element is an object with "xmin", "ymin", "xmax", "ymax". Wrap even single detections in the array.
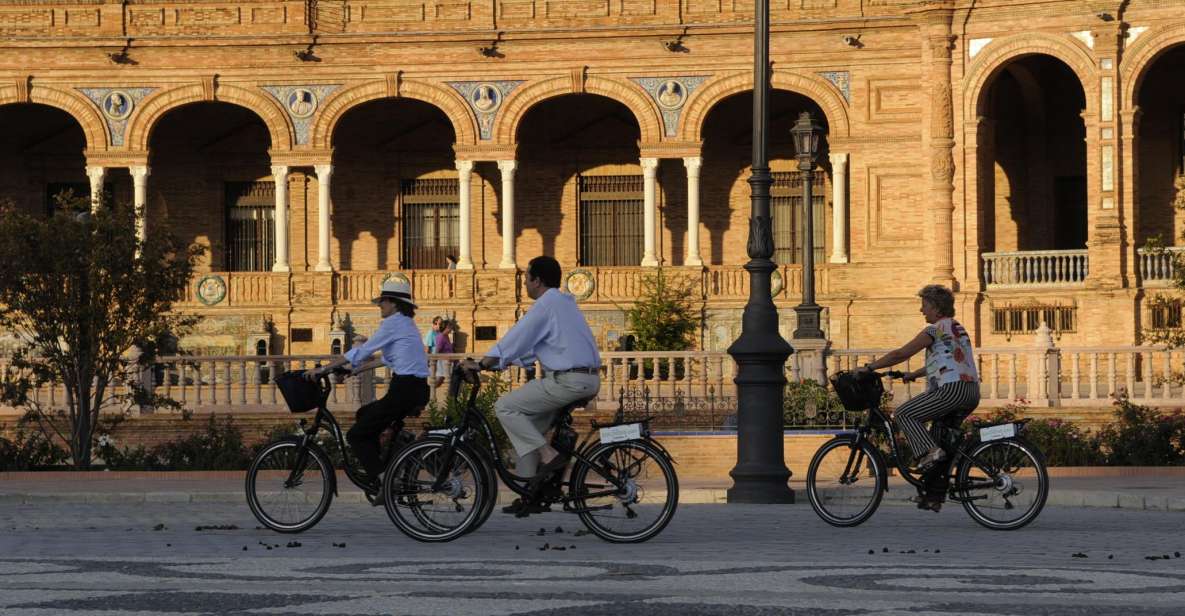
[{"xmin": 2, "ymin": 488, "xmax": 1183, "ymax": 511}]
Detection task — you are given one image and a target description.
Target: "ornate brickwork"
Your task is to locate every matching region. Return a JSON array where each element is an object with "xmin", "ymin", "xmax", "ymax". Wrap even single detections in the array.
[
  {"xmin": 630, "ymin": 76, "xmax": 710, "ymax": 137},
  {"xmin": 261, "ymin": 84, "xmax": 342, "ymax": 146},
  {"xmin": 678, "ymin": 71, "xmax": 851, "ymax": 141},
  {"xmin": 125, "ymin": 83, "xmax": 295, "ymax": 151},
  {"xmin": 446, "ymin": 80, "xmax": 525, "ymax": 141},
  {"xmin": 493, "ymin": 75, "xmax": 663, "ymax": 145},
  {"xmin": 77, "ymin": 87, "xmax": 157, "ymax": 147}
]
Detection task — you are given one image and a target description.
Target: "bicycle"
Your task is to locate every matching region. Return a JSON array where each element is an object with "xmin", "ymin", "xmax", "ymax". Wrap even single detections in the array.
[
  {"xmin": 806, "ymin": 369, "xmax": 1049, "ymax": 531},
  {"xmin": 381, "ymin": 364, "xmax": 680, "ymax": 543},
  {"xmin": 245, "ymin": 368, "xmax": 418, "ymax": 533}
]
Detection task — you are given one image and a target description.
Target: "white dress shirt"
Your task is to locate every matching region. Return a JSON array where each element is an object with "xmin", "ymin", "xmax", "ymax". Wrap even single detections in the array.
[
  {"xmin": 344, "ymin": 313, "xmax": 430, "ymax": 378},
  {"xmin": 489, "ymin": 288, "xmax": 601, "ymax": 372}
]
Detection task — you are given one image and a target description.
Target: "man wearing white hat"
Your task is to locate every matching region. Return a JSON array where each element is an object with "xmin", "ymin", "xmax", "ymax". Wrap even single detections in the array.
[{"xmin": 306, "ymin": 277, "xmax": 430, "ymax": 490}]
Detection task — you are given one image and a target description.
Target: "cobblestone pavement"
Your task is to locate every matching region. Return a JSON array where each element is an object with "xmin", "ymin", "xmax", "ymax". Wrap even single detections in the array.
[{"xmin": 1, "ymin": 502, "xmax": 1183, "ymax": 615}]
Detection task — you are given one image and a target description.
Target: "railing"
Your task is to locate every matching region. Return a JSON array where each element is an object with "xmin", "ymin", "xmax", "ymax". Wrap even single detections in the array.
[
  {"xmin": 982, "ymin": 250, "xmax": 1088, "ymax": 288},
  {"xmin": 10, "ymin": 343, "xmax": 1185, "ymax": 418},
  {"xmin": 335, "ymin": 270, "xmax": 457, "ymax": 304},
  {"xmin": 1137, "ymin": 247, "xmax": 1185, "ymax": 284}
]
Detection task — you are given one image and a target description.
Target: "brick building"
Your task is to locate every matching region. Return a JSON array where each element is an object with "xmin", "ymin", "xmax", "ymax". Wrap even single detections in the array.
[{"xmin": 2, "ymin": 0, "xmax": 1184, "ymax": 356}]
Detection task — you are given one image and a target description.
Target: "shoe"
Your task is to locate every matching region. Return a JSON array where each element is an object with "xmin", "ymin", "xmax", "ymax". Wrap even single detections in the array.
[
  {"xmin": 915, "ymin": 447, "xmax": 947, "ymax": 473},
  {"xmin": 910, "ymin": 494, "xmax": 943, "ymax": 513},
  {"xmin": 501, "ymin": 498, "xmax": 550, "ymax": 516},
  {"xmin": 529, "ymin": 453, "xmax": 571, "ymax": 486},
  {"xmin": 364, "ymin": 481, "xmax": 384, "ymax": 507}
]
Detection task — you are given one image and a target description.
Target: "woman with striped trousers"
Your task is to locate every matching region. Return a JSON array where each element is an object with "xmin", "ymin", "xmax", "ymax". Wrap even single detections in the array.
[{"xmin": 858, "ymin": 285, "xmax": 980, "ymax": 510}]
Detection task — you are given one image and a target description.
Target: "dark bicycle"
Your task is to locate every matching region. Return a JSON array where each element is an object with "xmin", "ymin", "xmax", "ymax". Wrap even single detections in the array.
[
  {"xmin": 806, "ymin": 370, "xmax": 1049, "ymax": 531},
  {"xmin": 245, "ymin": 368, "xmax": 417, "ymax": 533},
  {"xmin": 382, "ymin": 364, "xmax": 679, "ymax": 543}
]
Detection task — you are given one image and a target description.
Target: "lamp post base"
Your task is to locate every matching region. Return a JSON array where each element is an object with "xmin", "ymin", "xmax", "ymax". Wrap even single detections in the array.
[{"xmin": 727, "ymin": 467, "xmax": 795, "ymax": 503}]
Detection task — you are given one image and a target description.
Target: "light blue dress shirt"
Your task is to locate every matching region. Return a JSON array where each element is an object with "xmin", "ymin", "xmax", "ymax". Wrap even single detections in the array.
[
  {"xmin": 345, "ymin": 313, "xmax": 430, "ymax": 378},
  {"xmin": 488, "ymin": 288, "xmax": 601, "ymax": 372}
]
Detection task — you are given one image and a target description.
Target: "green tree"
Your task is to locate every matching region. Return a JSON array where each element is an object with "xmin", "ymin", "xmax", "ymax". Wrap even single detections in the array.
[
  {"xmin": 1145, "ymin": 173, "xmax": 1185, "ymax": 347},
  {"xmin": 0, "ymin": 193, "xmax": 203, "ymax": 468},
  {"xmin": 623, "ymin": 268, "xmax": 703, "ymax": 351}
]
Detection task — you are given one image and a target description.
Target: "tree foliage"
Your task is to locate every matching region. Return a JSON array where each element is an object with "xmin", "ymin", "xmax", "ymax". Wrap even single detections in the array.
[
  {"xmin": 0, "ymin": 193, "xmax": 203, "ymax": 468},
  {"xmin": 623, "ymin": 268, "xmax": 703, "ymax": 351},
  {"xmin": 1144, "ymin": 174, "xmax": 1185, "ymax": 347}
]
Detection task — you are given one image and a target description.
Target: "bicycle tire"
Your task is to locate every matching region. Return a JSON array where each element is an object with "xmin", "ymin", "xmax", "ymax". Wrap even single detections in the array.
[
  {"xmin": 414, "ymin": 435, "xmax": 499, "ymax": 535},
  {"xmin": 383, "ymin": 440, "xmax": 486, "ymax": 542},
  {"xmin": 806, "ymin": 436, "xmax": 885, "ymax": 527},
  {"xmin": 246, "ymin": 437, "xmax": 334, "ymax": 533},
  {"xmin": 956, "ymin": 436, "xmax": 1048, "ymax": 531},
  {"xmin": 569, "ymin": 440, "xmax": 679, "ymax": 543}
]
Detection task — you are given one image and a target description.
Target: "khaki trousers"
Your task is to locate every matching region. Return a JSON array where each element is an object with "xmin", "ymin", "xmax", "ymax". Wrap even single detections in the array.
[{"xmin": 495, "ymin": 372, "xmax": 600, "ymax": 461}]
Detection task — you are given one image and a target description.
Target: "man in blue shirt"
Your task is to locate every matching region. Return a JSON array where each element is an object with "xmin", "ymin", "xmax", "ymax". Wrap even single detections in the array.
[
  {"xmin": 463, "ymin": 256, "xmax": 601, "ymax": 499},
  {"xmin": 307, "ymin": 278, "xmax": 430, "ymax": 489}
]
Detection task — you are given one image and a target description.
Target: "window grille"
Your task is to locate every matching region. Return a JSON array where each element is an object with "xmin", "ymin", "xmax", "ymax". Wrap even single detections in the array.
[
  {"xmin": 990, "ymin": 304, "xmax": 1076, "ymax": 336},
  {"xmin": 1151, "ymin": 301, "xmax": 1183, "ymax": 330},
  {"xmin": 401, "ymin": 178, "xmax": 459, "ymax": 269},
  {"xmin": 771, "ymin": 171, "xmax": 826, "ymax": 265},
  {"xmin": 225, "ymin": 182, "xmax": 276, "ymax": 272},
  {"xmin": 578, "ymin": 175, "xmax": 644, "ymax": 266}
]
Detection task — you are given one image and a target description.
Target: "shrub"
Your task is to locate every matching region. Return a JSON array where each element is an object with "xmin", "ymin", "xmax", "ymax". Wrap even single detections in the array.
[
  {"xmin": 1097, "ymin": 394, "xmax": 1185, "ymax": 466},
  {"xmin": 966, "ymin": 401, "xmax": 1104, "ymax": 467},
  {"xmin": 0, "ymin": 418, "xmax": 69, "ymax": 471},
  {"xmin": 426, "ymin": 373, "xmax": 512, "ymax": 456},
  {"xmin": 783, "ymin": 378, "xmax": 851, "ymax": 428},
  {"xmin": 99, "ymin": 414, "xmax": 253, "ymax": 471}
]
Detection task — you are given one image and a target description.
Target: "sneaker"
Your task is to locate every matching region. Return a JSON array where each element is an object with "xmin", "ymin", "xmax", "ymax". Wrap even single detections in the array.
[
  {"xmin": 500, "ymin": 498, "xmax": 550, "ymax": 516},
  {"xmin": 910, "ymin": 494, "xmax": 943, "ymax": 513}
]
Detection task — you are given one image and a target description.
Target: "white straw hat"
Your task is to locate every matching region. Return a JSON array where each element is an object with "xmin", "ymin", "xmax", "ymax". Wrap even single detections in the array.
[{"xmin": 373, "ymin": 278, "xmax": 417, "ymax": 308}]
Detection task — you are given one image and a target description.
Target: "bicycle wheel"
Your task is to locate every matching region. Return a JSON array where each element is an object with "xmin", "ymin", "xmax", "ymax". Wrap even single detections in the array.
[
  {"xmin": 957, "ymin": 436, "xmax": 1048, "ymax": 530},
  {"xmin": 412, "ymin": 435, "xmax": 499, "ymax": 535},
  {"xmin": 806, "ymin": 436, "xmax": 885, "ymax": 527},
  {"xmin": 246, "ymin": 438, "xmax": 334, "ymax": 533},
  {"xmin": 569, "ymin": 440, "xmax": 678, "ymax": 543},
  {"xmin": 383, "ymin": 440, "xmax": 486, "ymax": 542}
]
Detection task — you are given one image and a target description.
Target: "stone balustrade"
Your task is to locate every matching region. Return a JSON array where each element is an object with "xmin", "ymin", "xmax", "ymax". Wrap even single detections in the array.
[
  {"xmin": 1137, "ymin": 247, "xmax": 1185, "ymax": 284},
  {"xmin": 982, "ymin": 249, "xmax": 1089, "ymax": 288}
]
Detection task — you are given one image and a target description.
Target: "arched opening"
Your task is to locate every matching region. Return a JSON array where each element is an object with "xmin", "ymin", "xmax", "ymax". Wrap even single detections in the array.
[
  {"xmin": 0, "ymin": 104, "xmax": 91, "ymax": 214},
  {"xmin": 1136, "ymin": 44, "xmax": 1185, "ymax": 248},
  {"xmin": 516, "ymin": 94, "xmax": 642, "ymax": 265},
  {"xmin": 148, "ymin": 102, "xmax": 272, "ymax": 272},
  {"xmin": 979, "ymin": 55, "xmax": 1087, "ymax": 253},
  {"xmin": 698, "ymin": 90, "xmax": 830, "ymax": 266},
  {"xmin": 331, "ymin": 98, "xmax": 457, "ymax": 270}
]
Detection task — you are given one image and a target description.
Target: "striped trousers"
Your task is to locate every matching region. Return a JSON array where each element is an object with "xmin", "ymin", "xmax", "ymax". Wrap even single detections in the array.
[{"xmin": 895, "ymin": 381, "xmax": 980, "ymax": 456}]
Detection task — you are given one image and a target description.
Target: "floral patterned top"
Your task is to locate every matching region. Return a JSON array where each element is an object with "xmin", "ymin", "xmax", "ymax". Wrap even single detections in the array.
[{"xmin": 922, "ymin": 317, "xmax": 979, "ymax": 390}]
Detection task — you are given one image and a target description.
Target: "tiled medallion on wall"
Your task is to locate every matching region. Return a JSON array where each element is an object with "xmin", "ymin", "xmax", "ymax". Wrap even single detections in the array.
[
  {"xmin": 77, "ymin": 87, "xmax": 157, "ymax": 147},
  {"xmin": 261, "ymin": 84, "xmax": 342, "ymax": 145},
  {"xmin": 446, "ymin": 81, "xmax": 524, "ymax": 141},
  {"xmin": 630, "ymin": 76, "xmax": 710, "ymax": 137}
]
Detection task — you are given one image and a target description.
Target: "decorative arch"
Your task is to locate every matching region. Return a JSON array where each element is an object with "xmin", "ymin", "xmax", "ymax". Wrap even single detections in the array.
[
  {"xmin": 493, "ymin": 76, "xmax": 663, "ymax": 146},
  {"xmin": 963, "ymin": 32, "xmax": 1096, "ymax": 118},
  {"xmin": 125, "ymin": 83, "xmax": 294, "ymax": 152},
  {"xmin": 677, "ymin": 70, "xmax": 851, "ymax": 142},
  {"xmin": 1120, "ymin": 21, "xmax": 1185, "ymax": 110},
  {"xmin": 310, "ymin": 79, "xmax": 477, "ymax": 149},
  {"xmin": 0, "ymin": 84, "xmax": 109, "ymax": 151}
]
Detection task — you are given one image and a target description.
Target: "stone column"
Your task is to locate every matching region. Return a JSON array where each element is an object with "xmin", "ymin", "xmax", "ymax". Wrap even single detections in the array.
[
  {"xmin": 925, "ymin": 27, "xmax": 957, "ymax": 287},
  {"xmin": 828, "ymin": 152, "xmax": 849, "ymax": 264},
  {"xmin": 456, "ymin": 160, "xmax": 475, "ymax": 270},
  {"xmin": 314, "ymin": 164, "xmax": 333, "ymax": 272},
  {"xmin": 129, "ymin": 165, "xmax": 150, "ymax": 244},
  {"xmin": 270, "ymin": 165, "xmax": 291, "ymax": 273},
  {"xmin": 641, "ymin": 157, "xmax": 659, "ymax": 266},
  {"xmin": 497, "ymin": 160, "xmax": 517, "ymax": 269},
  {"xmin": 85, "ymin": 165, "xmax": 106, "ymax": 212},
  {"xmin": 683, "ymin": 156, "xmax": 704, "ymax": 267}
]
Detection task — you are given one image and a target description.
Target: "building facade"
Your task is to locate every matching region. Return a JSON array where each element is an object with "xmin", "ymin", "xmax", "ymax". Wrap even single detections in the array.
[{"xmin": 2, "ymin": 0, "xmax": 1184, "ymax": 356}]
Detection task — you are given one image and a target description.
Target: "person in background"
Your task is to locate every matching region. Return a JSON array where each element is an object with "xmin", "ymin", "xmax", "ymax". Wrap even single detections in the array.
[
  {"xmin": 446, "ymin": 255, "xmax": 459, "ymax": 270},
  {"xmin": 433, "ymin": 318, "xmax": 454, "ymax": 388}
]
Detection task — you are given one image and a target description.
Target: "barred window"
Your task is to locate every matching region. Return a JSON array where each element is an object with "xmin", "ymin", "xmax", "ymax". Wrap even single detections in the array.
[
  {"xmin": 990, "ymin": 304, "xmax": 1076, "ymax": 336},
  {"xmin": 401, "ymin": 178, "xmax": 459, "ymax": 269},
  {"xmin": 578, "ymin": 175, "xmax": 644, "ymax": 266},
  {"xmin": 1151, "ymin": 301, "xmax": 1183, "ymax": 330},
  {"xmin": 771, "ymin": 171, "xmax": 827, "ymax": 265},
  {"xmin": 225, "ymin": 182, "xmax": 275, "ymax": 272}
]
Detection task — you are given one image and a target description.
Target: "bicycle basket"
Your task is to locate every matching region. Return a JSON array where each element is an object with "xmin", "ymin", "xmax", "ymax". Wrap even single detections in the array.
[
  {"xmin": 830, "ymin": 370, "xmax": 884, "ymax": 412},
  {"xmin": 275, "ymin": 370, "xmax": 322, "ymax": 413}
]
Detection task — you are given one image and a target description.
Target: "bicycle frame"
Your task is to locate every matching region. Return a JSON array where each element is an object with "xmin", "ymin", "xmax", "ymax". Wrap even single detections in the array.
[
  {"xmin": 429, "ymin": 374, "xmax": 655, "ymax": 507},
  {"xmin": 283, "ymin": 373, "xmax": 382, "ymax": 496},
  {"xmin": 849, "ymin": 398, "xmax": 1013, "ymax": 498}
]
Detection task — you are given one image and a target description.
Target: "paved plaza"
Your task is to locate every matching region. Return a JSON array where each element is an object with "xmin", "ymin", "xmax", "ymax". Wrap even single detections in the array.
[{"xmin": 0, "ymin": 499, "xmax": 1182, "ymax": 615}]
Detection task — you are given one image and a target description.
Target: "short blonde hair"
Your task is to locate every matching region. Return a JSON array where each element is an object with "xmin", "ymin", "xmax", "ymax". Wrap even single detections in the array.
[{"xmin": 917, "ymin": 285, "xmax": 955, "ymax": 317}]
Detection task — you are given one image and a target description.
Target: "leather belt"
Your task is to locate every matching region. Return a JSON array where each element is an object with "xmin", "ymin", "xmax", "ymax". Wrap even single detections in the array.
[{"xmin": 549, "ymin": 367, "xmax": 599, "ymax": 376}]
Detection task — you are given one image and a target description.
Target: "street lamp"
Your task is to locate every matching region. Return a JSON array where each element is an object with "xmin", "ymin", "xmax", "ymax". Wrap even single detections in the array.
[
  {"xmin": 791, "ymin": 111, "xmax": 825, "ymax": 339},
  {"xmin": 726, "ymin": 0, "xmax": 795, "ymax": 504}
]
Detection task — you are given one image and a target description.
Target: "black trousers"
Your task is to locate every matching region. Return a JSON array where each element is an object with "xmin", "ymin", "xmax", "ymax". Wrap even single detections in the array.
[{"xmin": 347, "ymin": 375, "xmax": 429, "ymax": 478}]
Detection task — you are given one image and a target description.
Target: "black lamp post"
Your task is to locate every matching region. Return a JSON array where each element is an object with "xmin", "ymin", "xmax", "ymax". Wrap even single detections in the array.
[
  {"xmin": 791, "ymin": 111, "xmax": 825, "ymax": 339},
  {"xmin": 726, "ymin": 0, "xmax": 795, "ymax": 504}
]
